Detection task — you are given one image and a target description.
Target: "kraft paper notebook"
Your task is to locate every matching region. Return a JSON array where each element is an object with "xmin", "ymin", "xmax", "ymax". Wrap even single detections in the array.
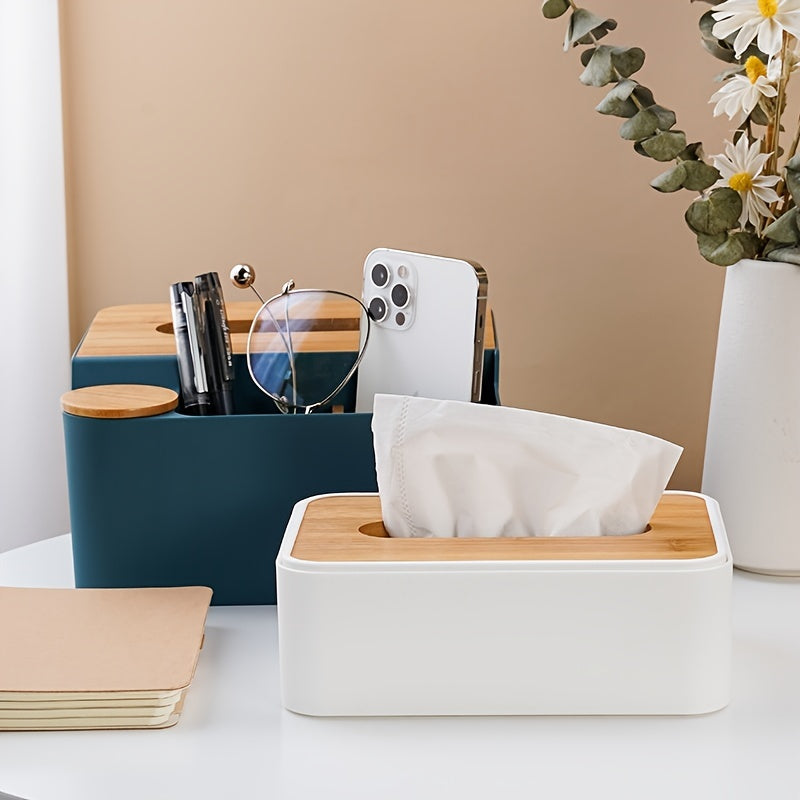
[{"xmin": 0, "ymin": 585, "xmax": 212, "ymax": 731}]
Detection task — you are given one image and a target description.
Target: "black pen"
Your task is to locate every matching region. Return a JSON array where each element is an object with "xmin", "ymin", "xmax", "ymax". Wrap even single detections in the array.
[
  {"xmin": 170, "ymin": 282, "xmax": 212, "ymax": 415},
  {"xmin": 194, "ymin": 271, "xmax": 235, "ymax": 414}
]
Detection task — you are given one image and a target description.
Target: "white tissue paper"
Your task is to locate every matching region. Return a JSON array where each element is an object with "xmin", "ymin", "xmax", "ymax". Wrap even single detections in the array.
[{"xmin": 372, "ymin": 394, "xmax": 683, "ymax": 538}]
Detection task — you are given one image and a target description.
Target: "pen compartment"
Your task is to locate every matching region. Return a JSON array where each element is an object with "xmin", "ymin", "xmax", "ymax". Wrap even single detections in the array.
[{"xmin": 64, "ymin": 302, "xmax": 500, "ymax": 604}]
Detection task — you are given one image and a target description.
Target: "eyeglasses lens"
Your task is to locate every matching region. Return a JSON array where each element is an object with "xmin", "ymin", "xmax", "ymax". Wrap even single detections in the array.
[{"xmin": 248, "ymin": 290, "xmax": 368, "ymax": 412}]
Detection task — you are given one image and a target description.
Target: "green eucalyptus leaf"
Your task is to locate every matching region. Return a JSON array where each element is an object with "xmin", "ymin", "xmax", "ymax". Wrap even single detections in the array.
[
  {"xmin": 634, "ymin": 129, "xmax": 687, "ymax": 161},
  {"xmin": 685, "ymin": 187, "xmax": 742, "ymax": 234},
  {"xmin": 572, "ymin": 19, "xmax": 617, "ymax": 47},
  {"xmin": 580, "ymin": 46, "xmax": 617, "ymax": 86},
  {"xmin": 651, "ymin": 163, "xmax": 688, "ymax": 193},
  {"xmin": 699, "ymin": 11, "xmax": 738, "ymax": 63},
  {"xmin": 647, "ymin": 104, "xmax": 677, "ymax": 130},
  {"xmin": 542, "ymin": 0, "xmax": 570, "ymax": 19},
  {"xmin": 749, "ymin": 103, "xmax": 770, "ymax": 126},
  {"xmin": 700, "ymin": 37, "xmax": 739, "ymax": 63},
  {"xmin": 596, "ymin": 79, "xmax": 639, "ymax": 117},
  {"xmin": 677, "ymin": 142, "xmax": 706, "ymax": 162},
  {"xmin": 763, "ymin": 208, "xmax": 800, "ymax": 243},
  {"xmin": 595, "ymin": 81, "xmax": 654, "ymax": 118},
  {"xmin": 766, "ymin": 246, "xmax": 800, "ymax": 265},
  {"xmin": 696, "ymin": 231, "xmax": 727, "ymax": 259},
  {"xmin": 611, "ymin": 46, "xmax": 645, "ymax": 78},
  {"xmin": 619, "ymin": 108, "xmax": 659, "ymax": 140},
  {"xmin": 579, "ymin": 46, "xmax": 646, "ymax": 87},
  {"xmin": 564, "ymin": 9, "xmax": 613, "ymax": 50},
  {"xmin": 681, "ymin": 161, "xmax": 720, "ymax": 191},
  {"xmin": 698, "ymin": 9, "xmax": 716, "ymax": 37},
  {"xmin": 734, "ymin": 232, "xmax": 762, "ymax": 260},
  {"xmin": 580, "ymin": 47, "xmax": 596, "ymax": 67},
  {"xmin": 632, "ymin": 85, "xmax": 655, "ymax": 107},
  {"xmin": 620, "ymin": 104, "xmax": 676, "ymax": 140},
  {"xmin": 784, "ymin": 154, "xmax": 800, "ymax": 204},
  {"xmin": 652, "ymin": 159, "xmax": 718, "ymax": 192},
  {"xmin": 697, "ymin": 231, "xmax": 759, "ymax": 266}
]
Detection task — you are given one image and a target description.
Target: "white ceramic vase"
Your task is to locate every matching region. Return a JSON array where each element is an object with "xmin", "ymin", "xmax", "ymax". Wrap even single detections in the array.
[{"xmin": 702, "ymin": 258, "xmax": 800, "ymax": 574}]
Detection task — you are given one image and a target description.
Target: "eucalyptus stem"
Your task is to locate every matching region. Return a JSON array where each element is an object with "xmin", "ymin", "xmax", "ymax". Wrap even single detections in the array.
[{"xmin": 559, "ymin": 3, "xmax": 712, "ymax": 200}]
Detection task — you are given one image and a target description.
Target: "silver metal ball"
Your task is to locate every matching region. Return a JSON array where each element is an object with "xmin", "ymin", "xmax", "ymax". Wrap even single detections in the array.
[{"xmin": 230, "ymin": 263, "xmax": 255, "ymax": 289}]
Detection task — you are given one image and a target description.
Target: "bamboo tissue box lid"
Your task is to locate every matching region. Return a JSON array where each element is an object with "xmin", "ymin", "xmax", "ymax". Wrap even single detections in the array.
[{"xmin": 288, "ymin": 492, "xmax": 719, "ymax": 564}]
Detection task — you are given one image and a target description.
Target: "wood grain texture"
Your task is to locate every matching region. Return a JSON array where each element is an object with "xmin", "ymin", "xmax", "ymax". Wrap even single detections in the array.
[
  {"xmin": 290, "ymin": 494, "xmax": 717, "ymax": 562},
  {"xmin": 61, "ymin": 385, "xmax": 179, "ymax": 418},
  {"xmin": 75, "ymin": 302, "xmax": 496, "ymax": 357}
]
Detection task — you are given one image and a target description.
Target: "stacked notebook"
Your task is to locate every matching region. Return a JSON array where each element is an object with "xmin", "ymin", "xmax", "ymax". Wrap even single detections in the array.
[{"xmin": 0, "ymin": 585, "xmax": 212, "ymax": 731}]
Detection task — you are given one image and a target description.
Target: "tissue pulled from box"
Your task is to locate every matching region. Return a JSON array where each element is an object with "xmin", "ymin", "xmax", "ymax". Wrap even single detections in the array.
[{"xmin": 372, "ymin": 394, "xmax": 683, "ymax": 538}]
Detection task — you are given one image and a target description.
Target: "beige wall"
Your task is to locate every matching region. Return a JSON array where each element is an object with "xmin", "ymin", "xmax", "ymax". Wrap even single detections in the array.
[{"xmin": 60, "ymin": 0, "xmax": 734, "ymax": 490}]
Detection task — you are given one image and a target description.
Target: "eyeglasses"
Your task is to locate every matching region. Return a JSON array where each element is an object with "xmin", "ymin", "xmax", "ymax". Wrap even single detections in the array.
[{"xmin": 231, "ymin": 265, "xmax": 371, "ymax": 414}]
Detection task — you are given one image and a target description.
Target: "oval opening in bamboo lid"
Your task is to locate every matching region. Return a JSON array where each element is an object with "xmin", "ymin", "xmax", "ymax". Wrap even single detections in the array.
[{"xmin": 61, "ymin": 384, "xmax": 179, "ymax": 419}]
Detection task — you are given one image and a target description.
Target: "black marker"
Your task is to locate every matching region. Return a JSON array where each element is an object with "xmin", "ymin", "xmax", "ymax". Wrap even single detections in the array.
[
  {"xmin": 194, "ymin": 271, "xmax": 235, "ymax": 414},
  {"xmin": 170, "ymin": 282, "xmax": 212, "ymax": 415}
]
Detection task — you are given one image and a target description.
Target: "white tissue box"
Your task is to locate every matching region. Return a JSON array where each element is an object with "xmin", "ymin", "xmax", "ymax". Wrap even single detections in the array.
[{"xmin": 276, "ymin": 491, "xmax": 731, "ymax": 716}]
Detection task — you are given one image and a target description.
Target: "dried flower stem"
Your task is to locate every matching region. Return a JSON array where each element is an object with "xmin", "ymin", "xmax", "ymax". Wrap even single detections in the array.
[
  {"xmin": 768, "ymin": 33, "xmax": 790, "ymax": 175},
  {"xmin": 769, "ymin": 35, "xmax": 797, "ymax": 215}
]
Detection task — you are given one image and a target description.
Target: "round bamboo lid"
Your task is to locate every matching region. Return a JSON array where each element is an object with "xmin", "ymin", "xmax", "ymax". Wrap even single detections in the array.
[{"xmin": 61, "ymin": 384, "xmax": 179, "ymax": 419}]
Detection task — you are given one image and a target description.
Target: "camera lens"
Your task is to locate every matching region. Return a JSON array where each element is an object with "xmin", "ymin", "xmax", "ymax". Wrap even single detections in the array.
[
  {"xmin": 368, "ymin": 296, "xmax": 388, "ymax": 322},
  {"xmin": 371, "ymin": 263, "xmax": 389, "ymax": 287},
  {"xmin": 390, "ymin": 283, "xmax": 410, "ymax": 308}
]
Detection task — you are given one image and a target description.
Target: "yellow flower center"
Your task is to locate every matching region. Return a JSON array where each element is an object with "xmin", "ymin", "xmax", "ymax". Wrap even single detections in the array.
[
  {"xmin": 729, "ymin": 172, "xmax": 754, "ymax": 192},
  {"xmin": 758, "ymin": 0, "xmax": 779, "ymax": 18},
  {"xmin": 745, "ymin": 55, "xmax": 768, "ymax": 83}
]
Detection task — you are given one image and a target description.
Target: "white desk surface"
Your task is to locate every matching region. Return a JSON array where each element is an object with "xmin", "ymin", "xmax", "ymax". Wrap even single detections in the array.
[{"xmin": 0, "ymin": 536, "xmax": 799, "ymax": 800}]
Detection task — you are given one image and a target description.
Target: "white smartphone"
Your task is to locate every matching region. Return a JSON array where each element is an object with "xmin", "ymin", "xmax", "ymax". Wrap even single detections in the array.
[{"xmin": 355, "ymin": 248, "xmax": 489, "ymax": 412}]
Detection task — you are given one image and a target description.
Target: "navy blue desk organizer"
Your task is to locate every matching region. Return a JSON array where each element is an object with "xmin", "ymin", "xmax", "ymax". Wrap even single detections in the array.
[{"xmin": 64, "ymin": 303, "xmax": 500, "ymax": 605}]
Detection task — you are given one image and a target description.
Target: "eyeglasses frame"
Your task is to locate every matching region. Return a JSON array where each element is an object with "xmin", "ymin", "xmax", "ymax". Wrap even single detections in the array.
[{"xmin": 245, "ymin": 280, "xmax": 372, "ymax": 414}]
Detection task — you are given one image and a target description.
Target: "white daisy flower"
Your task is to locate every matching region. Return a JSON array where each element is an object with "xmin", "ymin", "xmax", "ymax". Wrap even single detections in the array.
[
  {"xmin": 712, "ymin": 0, "xmax": 800, "ymax": 57},
  {"xmin": 711, "ymin": 134, "xmax": 781, "ymax": 232},
  {"xmin": 711, "ymin": 55, "xmax": 778, "ymax": 121}
]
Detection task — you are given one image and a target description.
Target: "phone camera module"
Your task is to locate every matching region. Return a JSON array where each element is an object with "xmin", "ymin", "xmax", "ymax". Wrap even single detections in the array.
[
  {"xmin": 368, "ymin": 296, "xmax": 388, "ymax": 322},
  {"xmin": 390, "ymin": 283, "xmax": 410, "ymax": 309},
  {"xmin": 371, "ymin": 263, "xmax": 389, "ymax": 288}
]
